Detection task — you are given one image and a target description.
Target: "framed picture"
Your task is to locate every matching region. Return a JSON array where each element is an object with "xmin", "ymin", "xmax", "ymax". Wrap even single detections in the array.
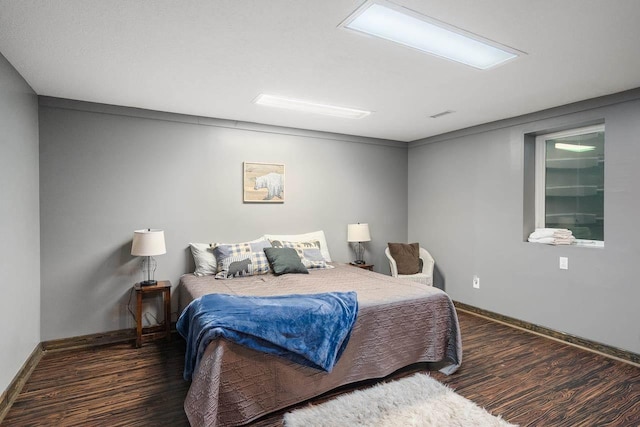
[{"xmin": 243, "ymin": 162, "xmax": 285, "ymax": 203}]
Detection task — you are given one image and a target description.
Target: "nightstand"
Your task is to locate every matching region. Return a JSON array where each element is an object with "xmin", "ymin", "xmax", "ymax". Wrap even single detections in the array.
[
  {"xmin": 134, "ymin": 280, "xmax": 171, "ymax": 348},
  {"xmin": 348, "ymin": 262, "xmax": 374, "ymax": 271}
]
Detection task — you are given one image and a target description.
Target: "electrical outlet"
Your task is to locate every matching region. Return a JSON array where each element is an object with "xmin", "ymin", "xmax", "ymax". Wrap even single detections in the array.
[
  {"xmin": 559, "ymin": 257, "xmax": 568, "ymax": 270},
  {"xmin": 473, "ymin": 275, "xmax": 480, "ymax": 289}
]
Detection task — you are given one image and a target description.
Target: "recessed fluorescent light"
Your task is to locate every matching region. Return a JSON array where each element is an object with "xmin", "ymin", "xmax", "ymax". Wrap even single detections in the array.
[
  {"xmin": 340, "ymin": 0, "xmax": 523, "ymax": 70},
  {"xmin": 554, "ymin": 143, "xmax": 596, "ymax": 153},
  {"xmin": 254, "ymin": 94, "xmax": 371, "ymax": 119}
]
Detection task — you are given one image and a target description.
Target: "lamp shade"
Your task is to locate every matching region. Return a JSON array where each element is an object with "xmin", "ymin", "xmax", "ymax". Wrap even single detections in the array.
[
  {"xmin": 131, "ymin": 229, "xmax": 166, "ymax": 256},
  {"xmin": 347, "ymin": 223, "xmax": 371, "ymax": 242}
]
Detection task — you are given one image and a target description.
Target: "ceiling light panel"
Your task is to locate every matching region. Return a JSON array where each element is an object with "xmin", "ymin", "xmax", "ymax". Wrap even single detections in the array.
[
  {"xmin": 554, "ymin": 143, "xmax": 596, "ymax": 152},
  {"xmin": 340, "ymin": 0, "xmax": 523, "ymax": 70},
  {"xmin": 254, "ymin": 94, "xmax": 372, "ymax": 119}
]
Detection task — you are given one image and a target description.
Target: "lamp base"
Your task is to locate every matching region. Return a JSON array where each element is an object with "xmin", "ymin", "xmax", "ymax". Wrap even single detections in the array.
[
  {"xmin": 351, "ymin": 260, "xmax": 366, "ymax": 265},
  {"xmin": 140, "ymin": 280, "xmax": 157, "ymax": 287}
]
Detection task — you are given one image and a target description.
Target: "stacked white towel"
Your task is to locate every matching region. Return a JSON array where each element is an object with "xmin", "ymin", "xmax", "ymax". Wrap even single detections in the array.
[{"xmin": 528, "ymin": 228, "xmax": 575, "ymax": 245}]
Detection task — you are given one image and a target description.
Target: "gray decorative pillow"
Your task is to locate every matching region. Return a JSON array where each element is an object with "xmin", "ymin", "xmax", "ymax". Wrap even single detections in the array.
[
  {"xmin": 264, "ymin": 247, "xmax": 309, "ymax": 276},
  {"xmin": 213, "ymin": 240, "xmax": 272, "ymax": 279},
  {"xmin": 388, "ymin": 242, "xmax": 420, "ymax": 275}
]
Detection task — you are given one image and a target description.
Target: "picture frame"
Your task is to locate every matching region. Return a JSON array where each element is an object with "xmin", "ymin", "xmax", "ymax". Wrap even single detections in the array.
[{"xmin": 243, "ymin": 162, "xmax": 285, "ymax": 203}]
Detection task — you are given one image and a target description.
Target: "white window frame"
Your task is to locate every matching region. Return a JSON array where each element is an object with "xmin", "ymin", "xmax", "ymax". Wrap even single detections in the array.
[{"xmin": 535, "ymin": 124, "xmax": 605, "ymax": 247}]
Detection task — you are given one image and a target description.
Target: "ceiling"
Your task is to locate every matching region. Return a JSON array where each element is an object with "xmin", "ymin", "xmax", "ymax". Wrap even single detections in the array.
[{"xmin": 1, "ymin": 1, "xmax": 639, "ymax": 142}]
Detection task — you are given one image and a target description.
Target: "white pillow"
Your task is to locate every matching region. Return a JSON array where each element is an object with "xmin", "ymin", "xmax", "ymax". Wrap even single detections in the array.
[
  {"xmin": 189, "ymin": 243, "xmax": 216, "ymax": 276},
  {"xmin": 190, "ymin": 237, "xmax": 267, "ymax": 276},
  {"xmin": 263, "ymin": 230, "xmax": 332, "ymax": 262}
]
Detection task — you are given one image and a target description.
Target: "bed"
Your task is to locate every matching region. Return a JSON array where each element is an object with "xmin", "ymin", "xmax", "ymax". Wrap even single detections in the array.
[{"xmin": 178, "ymin": 263, "xmax": 462, "ymax": 426}]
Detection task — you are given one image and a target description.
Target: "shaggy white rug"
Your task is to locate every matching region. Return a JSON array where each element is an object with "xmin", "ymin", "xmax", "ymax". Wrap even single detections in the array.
[{"xmin": 284, "ymin": 373, "xmax": 517, "ymax": 427}]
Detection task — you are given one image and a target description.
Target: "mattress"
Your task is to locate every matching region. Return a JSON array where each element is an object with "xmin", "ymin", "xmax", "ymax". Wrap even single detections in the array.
[{"xmin": 178, "ymin": 264, "xmax": 462, "ymax": 426}]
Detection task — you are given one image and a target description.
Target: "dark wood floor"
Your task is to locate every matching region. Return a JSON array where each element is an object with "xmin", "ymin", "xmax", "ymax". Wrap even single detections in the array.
[{"xmin": 3, "ymin": 311, "xmax": 639, "ymax": 426}]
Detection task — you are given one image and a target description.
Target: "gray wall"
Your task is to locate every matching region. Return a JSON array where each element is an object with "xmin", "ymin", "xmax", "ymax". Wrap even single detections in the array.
[
  {"xmin": 408, "ymin": 89, "xmax": 640, "ymax": 354},
  {"xmin": 0, "ymin": 54, "xmax": 40, "ymax": 393},
  {"xmin": 38, "ymin": 98, "xmax": 408, "ymax": 341}
]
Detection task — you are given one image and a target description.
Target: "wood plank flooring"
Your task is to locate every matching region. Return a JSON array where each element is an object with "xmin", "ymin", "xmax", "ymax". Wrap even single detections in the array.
[
  {"xmin": 431, "ymin": 311, "xmax": 640, "ymax": 427},
  {"xmin": 3, "ymin": 311, "xmax": 639, "ymax": 426},
  {"xmin": 3, "ymin": 339, "xmax": 190, "ymax": 426}
]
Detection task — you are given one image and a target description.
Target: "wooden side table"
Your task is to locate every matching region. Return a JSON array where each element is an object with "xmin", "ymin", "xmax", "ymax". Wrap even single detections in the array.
[
  {"xmin": 134, "ymin": 280, "xmax": 171, "ymax": 348},
  {"xmin": 348, "ymin": 263, "xmax": 374, "ymax": 272}
]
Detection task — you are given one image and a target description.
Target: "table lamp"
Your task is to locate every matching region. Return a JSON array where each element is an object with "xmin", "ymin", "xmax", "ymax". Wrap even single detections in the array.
[
  {"xmin": 347, "ymin": 223, "xmax": 371, "ymax": 265},
  {"xmin": 131, "ymin": 228, "xmax": 166, "ymax": 286}
]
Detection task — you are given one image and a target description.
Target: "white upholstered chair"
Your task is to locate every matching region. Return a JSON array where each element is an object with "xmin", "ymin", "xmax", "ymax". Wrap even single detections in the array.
[{"xmin": 384, "ymin": 247, "xmax": 435, "ymax": 286}]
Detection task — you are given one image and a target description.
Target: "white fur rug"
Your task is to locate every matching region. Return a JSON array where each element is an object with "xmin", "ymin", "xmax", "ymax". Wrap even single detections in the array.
[{"xmin": 284, "ymin": 373, "xmax": 517, "ymax": 427}]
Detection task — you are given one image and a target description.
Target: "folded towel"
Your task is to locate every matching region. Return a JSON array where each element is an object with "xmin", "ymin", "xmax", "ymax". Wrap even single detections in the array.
[
  {"xmin": 528, "ymin": 235, "xmax": 576, "ymax": 245},
  {"xmin": 528, "ymin": 228, "xmax": 573, "ymax": 240},
  {"xmin": 554, "ymin": 232, "xmax": 574, "ymax": 239}
]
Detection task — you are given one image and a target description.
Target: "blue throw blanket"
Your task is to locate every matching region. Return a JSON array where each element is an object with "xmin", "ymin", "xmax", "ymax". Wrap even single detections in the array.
[{"xmin": 177, "ymin": 292, "xmax": 359, "ymax": 381}]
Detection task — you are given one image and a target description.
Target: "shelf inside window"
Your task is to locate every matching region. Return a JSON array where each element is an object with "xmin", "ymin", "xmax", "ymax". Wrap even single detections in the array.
[
  {"xmin": 545, "ymin": 185, "xmax": 598, "ymax": 197},
  {"xmin": 546, "ymin": 212, "xmax": 597, "ymax": 225},
  {"xmin": 546, "ymin": 157, "xmax": 601, "ymax": 169}
]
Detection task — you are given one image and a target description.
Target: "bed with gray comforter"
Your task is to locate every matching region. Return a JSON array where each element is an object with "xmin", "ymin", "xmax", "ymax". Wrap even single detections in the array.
[{"xmin": 178, "ymin": 264, "xmax": 462, "ymax": 426}]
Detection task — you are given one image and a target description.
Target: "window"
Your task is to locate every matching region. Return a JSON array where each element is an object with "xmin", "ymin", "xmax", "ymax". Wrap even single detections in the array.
[{"xmin": 535, "ymin": 124, "xmax": 605, "ymax": 245}]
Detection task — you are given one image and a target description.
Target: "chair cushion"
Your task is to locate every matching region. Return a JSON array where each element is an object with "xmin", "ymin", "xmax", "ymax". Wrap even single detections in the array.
[{"xmin": 388, "ymin": 242, "xmax": 420, "ymax": 275}]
